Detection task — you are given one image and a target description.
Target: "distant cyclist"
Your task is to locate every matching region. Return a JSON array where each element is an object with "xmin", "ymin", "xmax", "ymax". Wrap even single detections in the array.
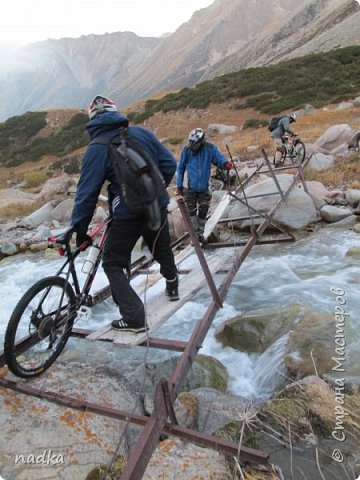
[
  {"xmin": 176, "ymin": 128, "xmax": 232, "ymax": 245},
  {"xmin": 271, "ymin": 113, "xmax": 297, "ymax": 167}
]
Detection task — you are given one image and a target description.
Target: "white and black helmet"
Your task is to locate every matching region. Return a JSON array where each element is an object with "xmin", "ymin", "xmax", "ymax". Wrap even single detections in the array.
[
  {"xmin": 88, "ymin": 95, "xmax": 118, "ymax": 120},
  {"xmin": 289, "ymin": 112, "xmax": 297, "ymax": 122},
  {"xmin": 188, "ymin": 128, "xmax": 205, "ymax": 153}
]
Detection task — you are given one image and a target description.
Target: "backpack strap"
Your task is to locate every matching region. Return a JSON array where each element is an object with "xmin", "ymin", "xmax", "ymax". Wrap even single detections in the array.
[
  {"xmin": 90, "ymin": 136, "xmax": 111, "ymax": 146},
  {"xmin": 90, "ymin": 127, "xmax": 128, "ymax": 146}
]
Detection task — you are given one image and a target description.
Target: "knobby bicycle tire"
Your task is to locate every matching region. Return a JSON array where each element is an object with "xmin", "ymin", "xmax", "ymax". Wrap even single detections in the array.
[
  {"xmin": 210, "ymin": 179, "xmax": 224, "ymax": 192},
  {"xmin": 290, "ymin": 141, "xmax": 306, "ymax": 165},
  {"xmin": 4, "ymin": 276, "xmax": 76, "ymax": 378}
]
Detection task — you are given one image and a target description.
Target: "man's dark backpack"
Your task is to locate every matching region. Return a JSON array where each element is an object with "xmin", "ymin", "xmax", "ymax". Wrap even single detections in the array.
[
  {"xmin": 92, "ymin": 128, "xmax": 166, "ymax": 231},
  {"xmin": 268, "ymin": 116, "xmax": 283, "ymax": 132}
]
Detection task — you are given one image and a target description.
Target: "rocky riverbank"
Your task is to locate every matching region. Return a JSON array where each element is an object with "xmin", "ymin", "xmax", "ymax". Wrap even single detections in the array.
[{"xmin": 1, "ymin": 122, "xmax": 360, "ymax": 479}]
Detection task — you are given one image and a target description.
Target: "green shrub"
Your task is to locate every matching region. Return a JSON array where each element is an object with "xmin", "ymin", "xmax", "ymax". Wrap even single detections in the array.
[
  {"xmin": 0, "ymin": 111, "xmax": 88, "ymax": 167},
  {"xmin": 130, "ymin": 46, "xmax": 360, "ymax": 120},
  {"xmin": 167, "ymin": 137, "xmax": 184, "ymax": 145},
  {"xmin": 64, "ymin": 156, "xmax": 81, "ymax": 174},
  {"xmin": 23, "ymin": 171, "xmax": 48, "ymax": 188},
  {"xmin": 243, "ymin": 118, "xmax": 268, "ymax": 129}
]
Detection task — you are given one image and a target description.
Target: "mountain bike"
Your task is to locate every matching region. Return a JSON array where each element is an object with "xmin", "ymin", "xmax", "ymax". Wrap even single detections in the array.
[
  {"xmin": 274, "ymin": 135, "xmax": 306, "ymax": 167},
  {"xmin": 209, "ymin": 166, "xmax": 236, "ymax": 192},
  {"xmin": 3, "ymin": 215, "xmax": 112, "ymax": 378}
]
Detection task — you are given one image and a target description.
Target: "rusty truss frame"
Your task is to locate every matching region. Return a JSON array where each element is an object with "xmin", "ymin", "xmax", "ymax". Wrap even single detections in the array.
[{"xmin": 0, "ymin": 151, "xmax": 311, "ymax": 479}]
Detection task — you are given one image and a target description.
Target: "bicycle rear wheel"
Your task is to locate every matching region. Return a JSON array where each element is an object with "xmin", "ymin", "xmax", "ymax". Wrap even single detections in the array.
[
  {"xmin": 291, "ymin": 141, "xmax": 306, "ymax": 165},
  {"xmin": 4, "ymin": 276, "xmax": 76, "ymax": 378}
]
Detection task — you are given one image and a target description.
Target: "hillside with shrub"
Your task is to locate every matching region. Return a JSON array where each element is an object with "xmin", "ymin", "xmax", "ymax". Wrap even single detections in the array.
[{"xmin": 0, "ymin": 46, "xmax": 359, "ymax": 191}]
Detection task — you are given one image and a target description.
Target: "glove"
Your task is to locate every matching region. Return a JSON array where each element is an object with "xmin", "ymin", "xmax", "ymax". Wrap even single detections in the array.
[
  {"xmin": 75, "ymin": 232, "xmax": 92, "ymax": 249},
  {"xmin": 176, "ymin": 186, "xmax": 184, "ymax": 197},
  {"xmin": 225, "ymin": 161, "xmax": 233, "ymax": 171}
]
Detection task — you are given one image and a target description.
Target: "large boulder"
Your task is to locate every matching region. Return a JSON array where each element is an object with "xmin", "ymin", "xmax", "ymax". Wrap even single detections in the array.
[
  {"xmin": 284, "ymin": 312, "xmax": 335, "ymax": 378},
  {"xmin": 39, "ymin": 174, "xmax": 77, "ymax": 202},
  {"xmin": 314, "ymin": 124, "xmax": 353, "ymax": 153},
  {"xmin": 0, "ymin": 361, "xmax": 142, "ymax": 480},
  {"xmin": 207, "ymin": 124, "xmax": 239, "ymax": 136},
  {"xmin": 308, "ymin": 153, "xmax": 335, "ymax": 171},
  {"xmin": 222, "ymin": 174, "xmax": 318, "ymax": 230},
  {"xmin": 191, "ymin": 388, "xmax": 250, "ymax": 434},
  {"xmin": 18, "ymin": 201, "xmax": 55, "ymax": 229},
  {"xmin": 215, "ymin": 304, "xmax": 304, "ymax": 354},
  {"xmin": 126, "ymin": 354, "xmax": 228, "ymax": 394},
  {"xmin": 345, "ymin": 189, "xmax": 360, "ymax": 207},
  {"xmin": 168, "ymin": 206, "xmax": 187, "ymax": 241},
  {"xmin": 51, "ymin": 198, "xmax": 74, "ymax": 223},
  {"xmin": 320, "ymin": 205, "xmax": 353, "ymax": 223}
]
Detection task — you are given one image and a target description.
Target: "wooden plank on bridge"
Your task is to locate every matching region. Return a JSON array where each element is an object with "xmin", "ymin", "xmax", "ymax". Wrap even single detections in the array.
[
  {"xmin": 86, "ymin": 253, "xmax": 225, "ymax": 347},
  {"xmin": 204, "ymin": 192, "xmax": 231, "ymax": 241}
]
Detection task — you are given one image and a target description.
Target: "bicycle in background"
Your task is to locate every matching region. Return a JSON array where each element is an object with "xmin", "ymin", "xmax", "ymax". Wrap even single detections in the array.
[{"xmin": 274, "ymin": 134, "xmax": 306, "ymax": 167}]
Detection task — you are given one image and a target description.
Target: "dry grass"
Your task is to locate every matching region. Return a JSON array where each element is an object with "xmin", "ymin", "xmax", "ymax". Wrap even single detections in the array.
[
  {"xmin": 144, "ymin": 101, "xmax": 360, "ymax": 163},
  {"xmin": 1, "ymin": 101, "xmax": 359, "ymax": 189},
  {"xmin": 0, "ymin": 201, "xmax": 42, "ymax": 219},
  {"xmin": 306, "ymin": 151, "xmax": 360, "ymax": 189}
]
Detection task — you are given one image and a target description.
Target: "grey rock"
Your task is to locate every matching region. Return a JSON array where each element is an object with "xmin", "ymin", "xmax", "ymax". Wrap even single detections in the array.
[
  {"xmin": 345, "ymin": 188, "xmax": 360, "ymax": 207},
  {"xmin": 0, "ymin": 361, "xmax": 142, "ymax": 480},
  {"xmin": 52, "ymin": 198, "xmax": 74, "ymax": 223},
  {"xmin": 0, "ymin": 242, "xmax": 18, "ymax": 256},
  {"xmin": 308, "ymin": 153, "xmax": 335, "ymax": 171},
  {"xmin": 207, "ymin": 124, "xmax": 239, "ymax": 136},
  {"xmin": 223, "ymin": 174, "xmax": 318, "ymax": 230},
  {"xmin": 191, "ymin": 387, "xmax": 250, "ymax": 434},
  {"xmin": 314, "ymin": 124, "xmax": 353, "ymax": 152},
  {"xmin": 19, "ymin": 201, "xmax": 54, "ymax": 229},
  {"xmin": 320, "ymin": 205, "xmax": 353, "ymax": 223}
]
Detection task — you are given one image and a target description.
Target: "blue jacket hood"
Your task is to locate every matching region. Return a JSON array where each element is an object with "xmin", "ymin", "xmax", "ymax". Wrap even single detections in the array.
[{"xmin": 86, "ymin": 111, "xmax": 129, "ymax": 140}]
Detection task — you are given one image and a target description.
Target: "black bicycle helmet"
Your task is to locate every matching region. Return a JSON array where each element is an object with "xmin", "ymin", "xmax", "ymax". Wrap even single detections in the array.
[{"xmin": 188, "ymin": 128, "xmax": 205, "ymax": 153}]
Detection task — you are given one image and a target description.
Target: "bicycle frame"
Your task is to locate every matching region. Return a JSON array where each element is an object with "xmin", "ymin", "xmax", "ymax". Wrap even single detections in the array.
[{"xmin": 49, "ymin": 216, "xmax": 112, "ymax": 310}]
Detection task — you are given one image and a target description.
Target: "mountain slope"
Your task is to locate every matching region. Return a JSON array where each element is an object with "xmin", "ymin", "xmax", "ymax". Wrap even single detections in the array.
[
  {"xmin": 0, "ymin": 0, "xmax": 359, "ymax": 121},
  {"xmin": 204, "ymin": 0, "xmax": 360, "ymax": 78}
]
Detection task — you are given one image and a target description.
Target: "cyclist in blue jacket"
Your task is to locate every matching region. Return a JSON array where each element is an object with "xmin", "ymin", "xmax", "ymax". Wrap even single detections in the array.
[
  {"xmin": 70, "ymin": 95, "xmax": 179, "ymax": 333},
  {"xmin": 176, "ymin": 128, "xmax": 232, "ymax": 244}
]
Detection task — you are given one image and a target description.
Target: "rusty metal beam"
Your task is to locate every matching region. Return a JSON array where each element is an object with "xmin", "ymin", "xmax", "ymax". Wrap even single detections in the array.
[
  {"xmin": 177, "ymin": 197, "xmax": 222, "ymax": 308},
  {"xmin": 0, "ymin": 375, "xmax": 267, "ymax": 466},
  {"xmin": 165, "ymin": 424, "xmax": 269, "ymax": 464}
]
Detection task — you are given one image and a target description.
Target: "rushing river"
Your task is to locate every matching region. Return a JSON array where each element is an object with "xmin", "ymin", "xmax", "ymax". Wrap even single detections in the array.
[{"xmin": 0, "ymin": 225, "xmax": 359, "ymax": 401}]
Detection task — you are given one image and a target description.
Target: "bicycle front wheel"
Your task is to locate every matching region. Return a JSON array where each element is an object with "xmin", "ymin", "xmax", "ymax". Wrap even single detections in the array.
[
  {"xmin": 209, "ymin": 179, "xmax": 224, "ymax": 192},
  {"xmin": 4, "ymin": 276, "xmax": 76, "ymax": 378},
  {"xmin": 292, "ymin": 141, "xmax": 306, "ymax": 165}
]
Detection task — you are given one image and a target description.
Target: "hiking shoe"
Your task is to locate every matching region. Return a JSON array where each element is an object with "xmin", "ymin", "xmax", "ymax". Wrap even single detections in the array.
[
  {"xmin": 111, "ymin": 319, "xmax": 148, "ymax": 333},
  {"xmin": 165, "ymin": 286, "xmax": 179, "ymax": 301},
  {"xmin": 198, "ymin": 235, "xmax": 207, "ymax": 245}
]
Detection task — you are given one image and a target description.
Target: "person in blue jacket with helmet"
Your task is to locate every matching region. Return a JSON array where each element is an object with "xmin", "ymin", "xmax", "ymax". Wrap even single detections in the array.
[
  {"xmin": 70, "ymin": 95, "xmax": 179, "ymax": 333},
  {"xmin": 176, "ymin": 128, "xmax": 232, "ymax": 245}
]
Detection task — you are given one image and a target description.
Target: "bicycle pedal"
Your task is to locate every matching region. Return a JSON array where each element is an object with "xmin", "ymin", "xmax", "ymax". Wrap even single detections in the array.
[{"xmin": 76, "ymin": 305, "xmax": 91, "ymax": 322}]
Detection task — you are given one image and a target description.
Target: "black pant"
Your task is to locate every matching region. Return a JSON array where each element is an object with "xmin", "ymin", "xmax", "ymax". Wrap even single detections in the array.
[
  {"xmin": 102, "ymin": 210, "xmax": 177, "ymax": 325},
  {"xmin": 184, "ymin": 189, "xmax": 211, "ymax": 220}
]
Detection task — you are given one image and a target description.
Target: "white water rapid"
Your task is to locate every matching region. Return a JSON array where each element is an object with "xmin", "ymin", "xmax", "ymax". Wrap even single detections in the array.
[{"xmin": 0, "ymin": 226, "xmax": 359, "ymax": 401}]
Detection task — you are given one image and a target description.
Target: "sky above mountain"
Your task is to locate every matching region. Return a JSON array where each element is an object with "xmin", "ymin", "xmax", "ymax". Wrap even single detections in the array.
[{"xmin": 1, "ymin": 0, "xmax": 215, "ymax": 46}]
